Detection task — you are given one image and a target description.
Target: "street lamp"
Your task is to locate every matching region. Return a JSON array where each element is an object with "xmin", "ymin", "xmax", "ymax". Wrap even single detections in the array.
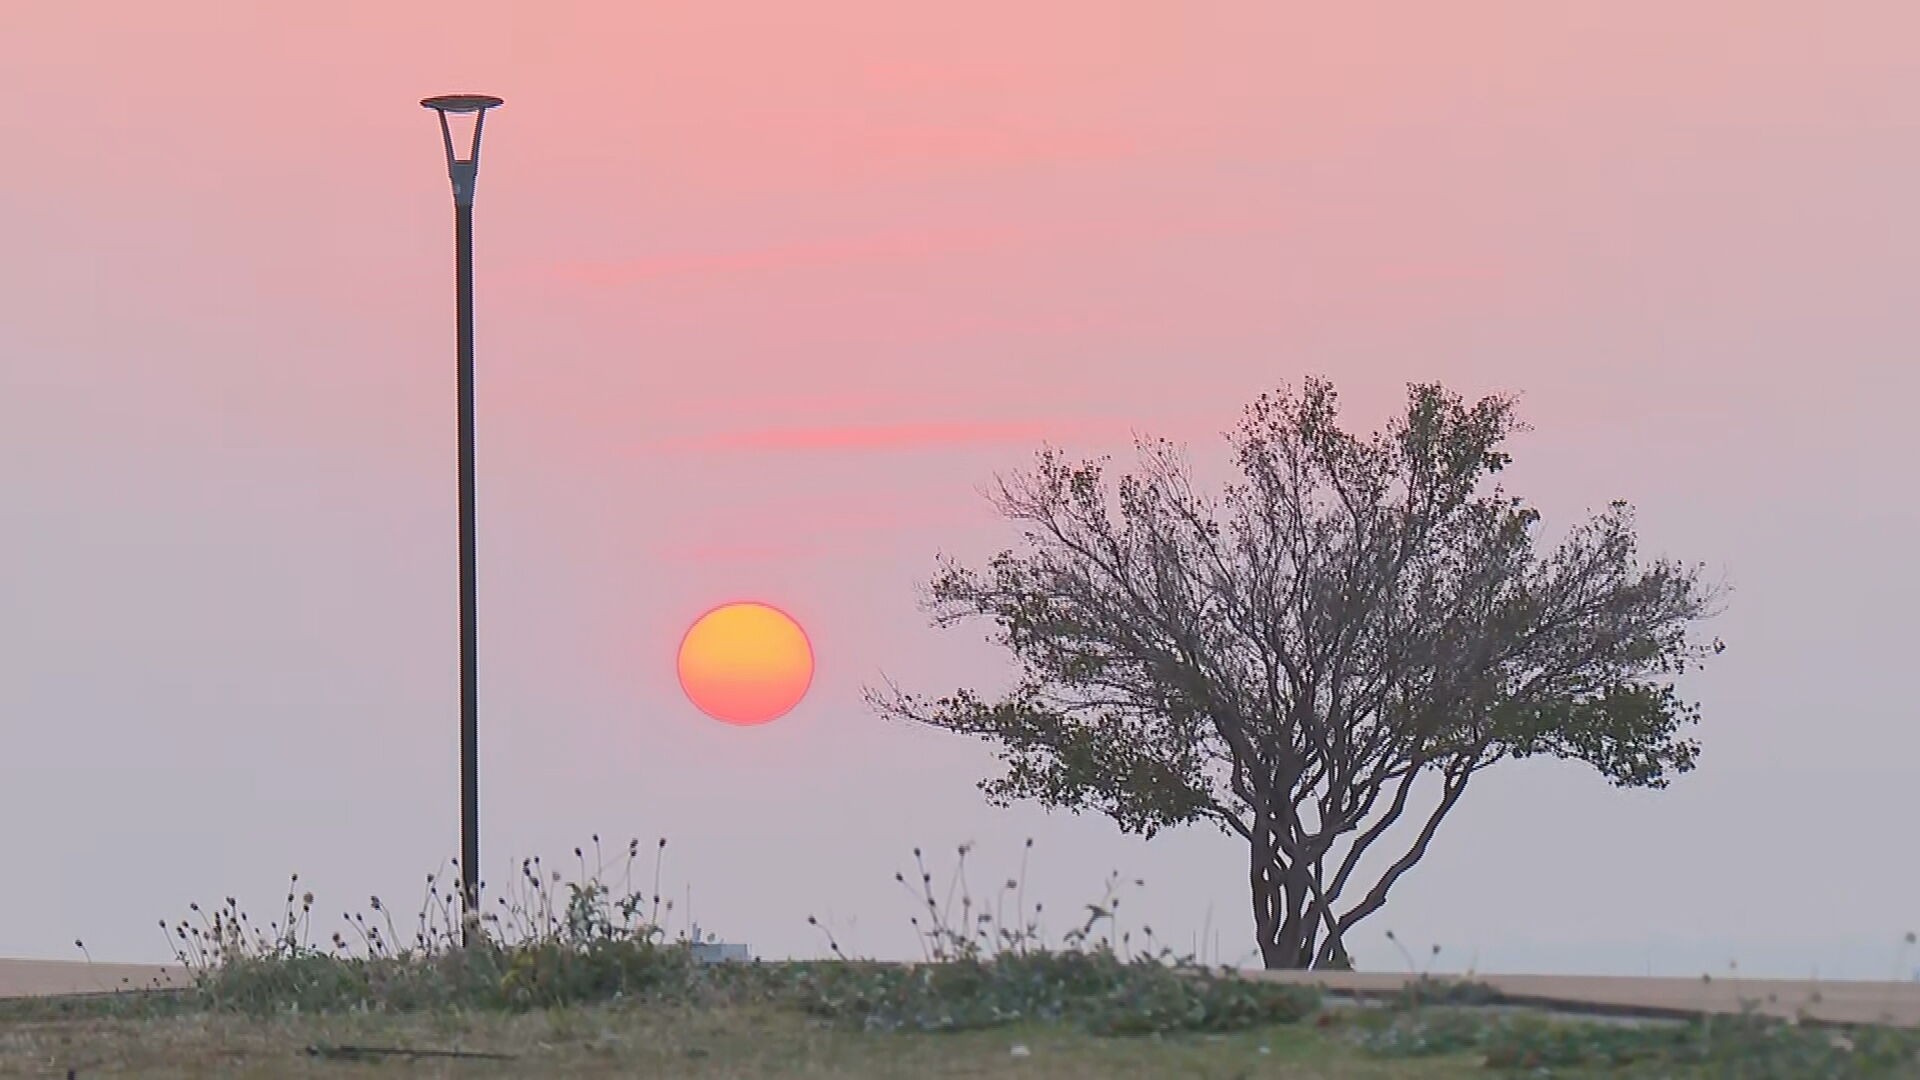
[{"xmin": 421, "ymin": 92, "xmax": 503, "ymax": 944}]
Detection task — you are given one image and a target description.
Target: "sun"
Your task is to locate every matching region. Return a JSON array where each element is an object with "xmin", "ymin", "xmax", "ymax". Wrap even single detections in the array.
[{"xmin": 676, "ymin": 602, "xmax": 815, "ymax": 726}]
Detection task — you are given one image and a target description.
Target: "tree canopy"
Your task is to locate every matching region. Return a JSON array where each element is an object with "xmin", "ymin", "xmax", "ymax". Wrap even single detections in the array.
[{"xmin": 871, "ymin": 379, "xmax": 1724, "ymax": 969}]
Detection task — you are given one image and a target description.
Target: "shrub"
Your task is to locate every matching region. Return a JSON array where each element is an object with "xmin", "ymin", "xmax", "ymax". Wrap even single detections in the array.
[{"xmin": 788, "ymin": 949, "xmax": 1319, "ymax": 1036}]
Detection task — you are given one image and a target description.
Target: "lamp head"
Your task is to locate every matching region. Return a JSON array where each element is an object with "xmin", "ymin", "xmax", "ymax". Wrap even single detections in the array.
[
  {"xmin": 421, "ymin": 94, "xmax": 505, "ymax": 115},
  {"xmin": 422, "ymin": 94, "xmax": 504, "ymax": 205}
]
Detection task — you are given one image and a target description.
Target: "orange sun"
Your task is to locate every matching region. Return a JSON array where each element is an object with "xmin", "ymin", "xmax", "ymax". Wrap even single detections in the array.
[{"xmin": 676, "ymin": 602, "xmax": 814, "ymax": 726}]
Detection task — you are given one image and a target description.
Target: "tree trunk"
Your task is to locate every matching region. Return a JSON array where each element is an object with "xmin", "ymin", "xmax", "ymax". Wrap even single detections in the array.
[
  {"xmin": 1252, "ymin": 853, "xmax": 1340, "ymax": 969},
  {"xmin": 1250, "ymin": 846, "xmax": 1284, "ymax": 967},
  {"xmin": 1320, "ymin": 939, "xmax": 1354, "ymax": 969},
  {"xmin": 1314, "ymin": 927, "xmax": 1352, "ymax": 969}
]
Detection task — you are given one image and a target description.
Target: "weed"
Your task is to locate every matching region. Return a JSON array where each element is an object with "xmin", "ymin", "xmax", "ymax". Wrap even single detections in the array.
[{"xmin": 161, "ymin": 838, "xmax": 707, "ymax": 1015}]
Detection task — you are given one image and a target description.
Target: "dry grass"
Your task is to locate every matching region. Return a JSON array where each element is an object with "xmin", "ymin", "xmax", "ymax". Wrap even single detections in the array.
[{"xmin": 0, "ymin": 1001, "xmax": 1487, "ymax": 1079}]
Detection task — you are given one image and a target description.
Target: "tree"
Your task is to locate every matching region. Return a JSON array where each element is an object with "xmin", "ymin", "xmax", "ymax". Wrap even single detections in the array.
[{"xmin": 869, "ymin": 379, "xmax": 1724, "ymax": 970}]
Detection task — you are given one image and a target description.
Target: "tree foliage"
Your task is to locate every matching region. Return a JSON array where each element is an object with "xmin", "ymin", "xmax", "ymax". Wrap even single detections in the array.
[{"xmin": 870, "ymin": 379, "xmax": 1724, "ymax": 969}]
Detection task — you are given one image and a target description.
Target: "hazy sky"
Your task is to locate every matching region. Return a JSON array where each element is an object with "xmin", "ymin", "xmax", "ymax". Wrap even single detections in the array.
[{"xmin": 3, "ymin": 3, "xmax": 1916, "ymax": 979}]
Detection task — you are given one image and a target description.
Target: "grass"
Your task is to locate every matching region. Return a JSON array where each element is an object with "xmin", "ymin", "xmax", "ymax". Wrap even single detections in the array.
[
  {"xmin": 0, "ymin": 1001, "xmax": 1490, "ymax": 1078},
  {"xmin": 8, "ymin": 840, "xmax": 1917, "ymax": 1077},
  {"xmin": 1342, "ymin": 1005, "xmax": 1920, "ymax": 1078},
  {"xmin": 10, "ymin": 994, "xmax": 1918, "ymax": 1078}
]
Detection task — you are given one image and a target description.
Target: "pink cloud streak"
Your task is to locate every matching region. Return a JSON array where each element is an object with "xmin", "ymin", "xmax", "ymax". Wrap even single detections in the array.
[
  {"xmin": 655, "ymin": 418, "xmax": 1097, "ymax": 453},
  {"xmin": 552, "ymin": 225, "xmax": 1023, "ymax": 283},
  {"xmin": 544, "ymin": 213, "xmax": 1509, "ymax": 295}
]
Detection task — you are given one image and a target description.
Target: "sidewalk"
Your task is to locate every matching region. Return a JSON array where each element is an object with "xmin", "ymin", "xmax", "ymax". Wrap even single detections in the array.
[
  {"xmin": 0, "ymin": 960, "xmax": 186, "ymax": 1000},
  {"xmin": 1246, "ymin": 969, "xmax": 1920, "ymax": 1028}
]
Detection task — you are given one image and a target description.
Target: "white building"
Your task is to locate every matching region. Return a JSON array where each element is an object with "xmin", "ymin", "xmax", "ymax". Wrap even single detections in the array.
[{"xmin": 688, "ymin": 925, "xmax": 751, "ymax": 964}]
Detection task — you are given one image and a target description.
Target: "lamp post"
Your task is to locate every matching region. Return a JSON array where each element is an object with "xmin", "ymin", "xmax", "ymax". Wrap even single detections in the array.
[{"xmin": 422, "ymin": 92, "xmax": 503, "ymax": 944}]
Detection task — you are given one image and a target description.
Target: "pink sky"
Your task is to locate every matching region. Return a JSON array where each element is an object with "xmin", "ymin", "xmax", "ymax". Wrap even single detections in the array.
[{"xmin": 2, "ymin": 3, "xmax": 1917, "ymax": 976}]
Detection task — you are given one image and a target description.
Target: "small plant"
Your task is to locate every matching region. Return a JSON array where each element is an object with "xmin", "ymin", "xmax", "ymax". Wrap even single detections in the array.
[
  {"xmin": 873, "ymin": 841, "xmax": 1147, "ymax": 965},
  {"xmin": 790, "ymin": 841, "xmax": 1319, "ymax": 1037},
  {"xmin": 161, "ymin": 838, "xmax": 712, "ymax": 1015},
  {"xmin": 1381, "ymin": 931, "xmax": 1464, "ymax": 1010},
  {"xmin": 788, "ymin": 948, "xmax": 1320, "ymax": 1036},
  {"xmin": 1391, "ymin": 975, "xmax": 1503, "ymax": 1010}
]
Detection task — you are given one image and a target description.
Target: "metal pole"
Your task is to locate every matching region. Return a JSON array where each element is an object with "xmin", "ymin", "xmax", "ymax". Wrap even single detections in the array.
[
  {"xmin": 424, "ymin": 92, "xmax": 498, "ymax": 949},
  {"xmin": 454, "ymin": 196, "xmax": 481, "ymax": 944}
]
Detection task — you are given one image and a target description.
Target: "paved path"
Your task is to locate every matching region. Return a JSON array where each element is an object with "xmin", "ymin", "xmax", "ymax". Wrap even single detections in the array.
[
  {"xmin": 0, "ymin": 960, "xmax": 186, "ymax": 1000},
  {"xmin": 1247, "ymin": 969, "xmax": 1920, "ymax": 1028}
]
